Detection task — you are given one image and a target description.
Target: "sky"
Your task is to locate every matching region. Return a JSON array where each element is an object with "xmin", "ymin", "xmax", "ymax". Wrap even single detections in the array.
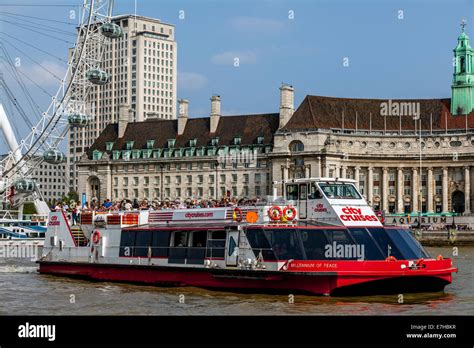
[{"xmin": 0, "ymin": 0, "xmax": 473, "ymax": 153}]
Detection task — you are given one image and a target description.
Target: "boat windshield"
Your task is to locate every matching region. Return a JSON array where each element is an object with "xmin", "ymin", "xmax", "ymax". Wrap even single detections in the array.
[
  {"xmin": 318, "ymin": 183, "xmax": 361, "ymax": 199},
  {"xmin": 245, "ymin": 227, "xmax": 429, "ymax": 261}
]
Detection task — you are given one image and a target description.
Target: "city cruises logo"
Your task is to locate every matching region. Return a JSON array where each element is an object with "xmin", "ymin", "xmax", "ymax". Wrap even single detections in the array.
[
  {"xmin": 313, "ymin": 203, "xmax": 328, "ymax": 213},
  {"xmin": 380, "ymin": 99, "xmax": 420, "ymax": 119},
  {"xmin": 325, "ymin": 242, "xmax": 365, "ymax": 261},
  {"xmin": 47, "ymin": 215, "xmax": 60, "ymax": 226},
  {"xmin": 339, "ymin": 206, "xmax": 378, "ymax": 222}
]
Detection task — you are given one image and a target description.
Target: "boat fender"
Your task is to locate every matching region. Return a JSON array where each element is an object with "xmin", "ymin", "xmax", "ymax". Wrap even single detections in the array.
[
  {"xmin": 385, "ymin": 255, "xmax": 397, "ymax": 262},
  {"xmin": 232, "ymin": 207, "xmax": 243, "ymax": 222},
  {"xmin": 268, "ymin": 206, "xmax": 282, "ymax": 221},
  {"xmin": 283, "ymin": 206, "xmax": 296, "ymax": 221},
  {"xmin": 92, "ymin": 230, "xmax": 101, "ymax": 245}
]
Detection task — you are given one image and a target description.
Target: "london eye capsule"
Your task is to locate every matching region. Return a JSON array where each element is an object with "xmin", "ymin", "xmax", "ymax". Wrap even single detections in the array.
[
  {"xmin": 14, "ymin": 179, "xmax": 36, "ymax": 193},
  {"xmin": 101, "ymin": 22, "xmax": 123, "ymax": 39},
  {"xmin": 86, "ymin": 69, "xmax": 110, "ymax": 85},
  {"xmin": 68, "ymin": 113, "xmax": 90, "ymax": 127},
  {"xmin": 43, "ymin": 149, "xmax": 66, "ymax": 164}
]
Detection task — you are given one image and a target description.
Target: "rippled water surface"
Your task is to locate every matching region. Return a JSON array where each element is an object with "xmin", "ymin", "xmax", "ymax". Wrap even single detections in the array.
[{"xmin": 0, "ymin": 246, "xmax": 472, "ymax": 315}]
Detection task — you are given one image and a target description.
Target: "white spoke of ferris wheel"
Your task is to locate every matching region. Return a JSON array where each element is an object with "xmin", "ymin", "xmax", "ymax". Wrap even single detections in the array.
[{"xmin": 0, "ymin": 0, "xmax": 114, "ymax": 184}]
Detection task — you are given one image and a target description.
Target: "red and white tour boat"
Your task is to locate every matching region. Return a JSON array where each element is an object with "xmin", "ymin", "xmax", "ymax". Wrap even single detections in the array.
[{"xmin": 38, "ymin": 178, "xmax": 457, "ymax": 295}]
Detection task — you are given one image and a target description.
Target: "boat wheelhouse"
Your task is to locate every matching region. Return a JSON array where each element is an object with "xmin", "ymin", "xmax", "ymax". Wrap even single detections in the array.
[{"xmin": 38, "ymin": 178, "xmax": 457, "ymax": 295}]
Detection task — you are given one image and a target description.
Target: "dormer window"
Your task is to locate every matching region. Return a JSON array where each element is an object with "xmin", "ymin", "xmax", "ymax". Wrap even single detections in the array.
[
  {"xmin": 257, "ymin": 136, "xmax": 264, "ymax": 145},
  {"xmin": 211, "ymin": 137, "xmax": 219, "ymax": 146},
  {"xmin": 189, "ymin": 138, "xmax": 197, "ymax": 147},
  {"xmin": 125, "ymin": 141, "xmax": 134, "ymax": 150},
  {"xmin": 233, "ymin": 136, "xmax": 242, "ymax": 145},
  {"xmin": 105, "ymin": 142, "xmax": 114, "ymax": 151},
  {"xmin": 167, "ymin": 139, "xmax": 176, "ymax": 148},
  {"xmin": 92, "ymin": 150, "xmax": 103, "ymax": 160},
  {"xmin": 146, "ymin": 140, "xmax": 155, "ymax": 149}
]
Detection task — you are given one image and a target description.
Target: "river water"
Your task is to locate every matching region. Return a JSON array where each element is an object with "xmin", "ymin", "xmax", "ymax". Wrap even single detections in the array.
[{"xmin": 0, "ymin": 246, "xmax": 472, "ymax": 315}]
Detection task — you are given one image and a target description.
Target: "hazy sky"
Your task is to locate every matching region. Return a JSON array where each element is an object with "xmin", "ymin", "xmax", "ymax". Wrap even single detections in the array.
[{"xmin": 0, "ymin": 0, "xmax": 473, "ymax": 153}]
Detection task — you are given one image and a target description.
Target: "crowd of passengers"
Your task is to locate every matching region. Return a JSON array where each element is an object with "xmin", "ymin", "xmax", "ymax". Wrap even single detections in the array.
[{"xmin": 51, "ymin": 197, "xmax": 265, "ymax": 224}]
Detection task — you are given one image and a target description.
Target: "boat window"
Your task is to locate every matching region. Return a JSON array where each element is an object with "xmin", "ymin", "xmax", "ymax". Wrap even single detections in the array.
[
  {"xmin": 245, "ymin": 228, "xmax": 276, "ymax": 260},
  {"xmin": 264, "ymin": 229, "xmax": 304, "ymax": 260},
  {"xmin": 119, "ymin": 231, "xmax": 136, "ymax": 256},
  {"xmin": 134, "ymin": 231, "xmax": 152, "ymax": 257},
  {"xmin": 286, "ymin": 184, "xmax": 299, "ymax": 200},
  {"xmin": 172, "ymin": 231, "xmax": 188, "ymax": 247},
  {"xmin": 299, "ymin": 229, "xmax": 329, "ymax": 259},
  {"xmin": 347, "ymin": 228, "xmax": 385, "ymax": 260},
  {"xmin": 308, "ymin": 183, "xmax": 323, "ymax": 199},
  {"xmin": 299, "ymin": 184, "xmax": 307, "ymax": 200},
  {"xmin": 206, "ymin": 229, "xmax": 226, "ymax": 259},
  {"xmin": 366, "ymin": 228, "xmax": 403, "ymax": 259},
  {"xmin": 318, "ymin": 183, "xmax": 361, "ymax": 199},
  {"xmin": 190, "ymin": 230, "xmax": 207, "ymax": 247},
  {"xmin": 152, "ymin": 230, "xmax": 171, "ymax": 257},
  {"xmin": 386, "ymin": 228, "xmax": 430, "ymax": 259}
]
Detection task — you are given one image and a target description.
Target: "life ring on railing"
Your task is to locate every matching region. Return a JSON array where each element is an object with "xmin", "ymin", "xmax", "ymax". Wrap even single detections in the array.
[
  {"xmin": 92, "ymin": 230, "xmax": 101, "ymax": 245},
  {"xmin": 385, "ymin": 255, "xmax": 397, "ymax": 262},
  {"xmin": 283, "ymin": 205, "xmax": 296, "ymax": 221},
  {"xmin": 268, "ymin": 206, "xmax": 282, "ymax": 221},
  {"xmin": 232, "ymin": 207, "xmax": 243, "ymax": 222}
]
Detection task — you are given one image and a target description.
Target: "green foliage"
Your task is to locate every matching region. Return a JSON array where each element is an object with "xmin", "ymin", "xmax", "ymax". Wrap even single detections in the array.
[{"xmin": 23, "ymin": 202, "xmax": 37, "ymax": 215}]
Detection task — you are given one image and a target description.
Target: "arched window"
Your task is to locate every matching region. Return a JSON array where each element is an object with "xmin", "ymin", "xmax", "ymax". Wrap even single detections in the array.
[
  {"xmin": 460, "ymin": 57, "xmax": 466, "ymax": 73},
  {"xmin": 289, "ymin": 140, "xmax": 304, "ymax": 152}
]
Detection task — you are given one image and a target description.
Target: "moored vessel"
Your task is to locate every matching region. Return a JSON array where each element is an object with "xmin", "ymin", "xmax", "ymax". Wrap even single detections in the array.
[{"xmin": 38, "ymin": 178, "xmax": 457, "ymax": 295}]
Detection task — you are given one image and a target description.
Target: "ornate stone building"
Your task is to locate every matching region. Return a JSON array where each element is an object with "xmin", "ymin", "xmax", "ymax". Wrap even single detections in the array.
[{"xmin": 78, "ymin": 25, "xmax": 474, "ymax": 214}]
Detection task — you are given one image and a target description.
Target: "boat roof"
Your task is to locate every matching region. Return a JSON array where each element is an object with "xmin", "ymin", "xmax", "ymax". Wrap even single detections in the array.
[{"xmin": 274, "ymin": 177, "xmax": 358, "ymax": 184}]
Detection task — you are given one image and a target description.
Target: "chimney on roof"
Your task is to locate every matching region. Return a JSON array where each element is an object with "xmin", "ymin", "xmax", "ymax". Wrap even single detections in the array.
[
  {"xmin": 177, "ymin": 98, "xmax": 189, "ymax": 135},
  {"xmin": 210, "ymin": 95, "xmax": 221, "ymax": 133},
  {"xmin": 118, "ymin": 104, "xmax": 133, "ymax": 138},
  {"xmin": 279, "ymin": 84, "xmax": 294, "ymax": 128}
]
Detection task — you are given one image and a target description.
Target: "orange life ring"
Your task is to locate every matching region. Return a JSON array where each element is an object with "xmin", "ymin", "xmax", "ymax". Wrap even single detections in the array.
[
  {"xmin": 232, "ymin": 207, "xmax": 243, "ymax": 222},
  {"xmin": 268, "ymin": 206, "xmax": 282, "ymax": 221},
  {"xmin": 283, "ymin": 205, "xmax": 297, "ymax": 221},
  {"xmin": 385, "ymin": 255, "xmax": 397, "ymax": 262},
  {"xmin": 92, "ymin": 230, "xmax": 101, "ymax": 244},
  {"xmin": 436, "ymin": 255, "xmax": 444, "ymax": 261}
]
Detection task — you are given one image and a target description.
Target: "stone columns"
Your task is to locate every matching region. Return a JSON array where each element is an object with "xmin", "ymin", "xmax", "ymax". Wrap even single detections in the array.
[
  {"xmin": 354, "ymin": 166, "xmax": 360, "ymax": 189},
  {"xmin": 367, "ymin": 167, "xmax": 373, "ymax": 205},
  {"xmin": 341, "ymin": 166, "xmax": 347, "ymax": 179},
  {"xmin": 382, "ymin": 167, "xmax": 388, "ymax": 212},
  {"xmin": 412, "ymin": 167, "xmax": 418, "ymax": 213},
  {"xmin": 397, "ymin": 167, "xmax": 404, "ymax": 213},
  {"xmin": 305, "ymin": 165, "xmax": 311, "ymax": 179},
  {"xmin": 465, "ymin": 166, "xmax": 471, "ymax": 214},
  {"xmin": 442, "ymin": 167, "xmax": 449, "ymax": 213},
  {"xmin": 316, "ymin": 156, "xmax": 321, "ymax": 177},
  {"xmin": 427, "ymin": 167, "xmax": 434, "ymax": 213}
]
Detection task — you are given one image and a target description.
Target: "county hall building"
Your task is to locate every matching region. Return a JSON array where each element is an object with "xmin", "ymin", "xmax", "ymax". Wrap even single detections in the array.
[{"xmin": 77, "ymin": 25, "xmax": 474, "ymax": 215}]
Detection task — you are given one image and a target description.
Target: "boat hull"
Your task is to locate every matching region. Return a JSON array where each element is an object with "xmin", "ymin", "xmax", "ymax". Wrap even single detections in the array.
[{"xmin": 38, "ymin": 260, "xmax": 456, "ymax": 296}]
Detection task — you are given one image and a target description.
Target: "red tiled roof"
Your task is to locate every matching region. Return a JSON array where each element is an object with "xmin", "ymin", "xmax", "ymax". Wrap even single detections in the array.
[{"xmin": 282, "ymin": 95, "xmax": 474, "ymax": 131}]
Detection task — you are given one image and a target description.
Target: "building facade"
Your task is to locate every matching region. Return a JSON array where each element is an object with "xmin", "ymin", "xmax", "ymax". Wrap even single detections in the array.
[
  {"xmin": 69, "ymin": 15, "xmax": 177, "ymax": 190},
  {"xmin": 77, "ymin": 25, "xmax": 474, "ymax": 215},
  {"xmin": 30, "ymin": 158, "xmax": 67, "ymax": 203}
]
